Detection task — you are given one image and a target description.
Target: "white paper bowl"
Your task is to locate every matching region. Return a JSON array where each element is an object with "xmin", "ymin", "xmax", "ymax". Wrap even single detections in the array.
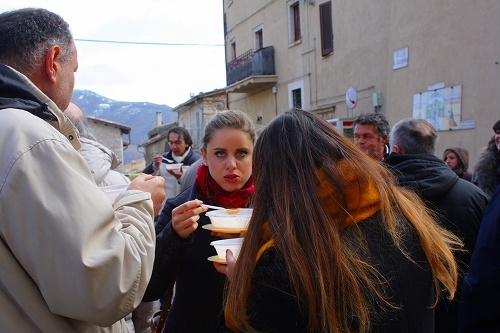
[
  {"xmin": 206, "ymin": 208, "xmax": 253, "ymax": 229},
  {"xmin": 165, "ymin": 163, "xmax": 183, "ymax": 171},
  {"xmin": 99, "ymin": 184, "xmax": 129, "ymax": 204},
  {"xmin": 210, "ymin": 238, "xmax": 244, "ymax": 260},
  {"xmin": 181, "ymin": 165, "xmax": 190, "ymax": 173}
]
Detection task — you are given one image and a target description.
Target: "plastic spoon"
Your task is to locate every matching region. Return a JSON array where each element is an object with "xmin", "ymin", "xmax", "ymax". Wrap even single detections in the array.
[{"xmin": 202, "ymin": 204, "xmax": 242, "ymax": 215}]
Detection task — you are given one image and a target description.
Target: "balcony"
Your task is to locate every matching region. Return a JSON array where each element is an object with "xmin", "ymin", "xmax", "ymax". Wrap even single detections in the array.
[{"xmin": 226, "ymin": 46, "xmax": 277, "ymax": 93}]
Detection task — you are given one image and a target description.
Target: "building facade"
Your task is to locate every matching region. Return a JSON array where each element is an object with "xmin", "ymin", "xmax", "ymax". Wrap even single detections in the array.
[
  {"xmin": 138, "ymin": 121, "xmax": 178, "ymax": 166},
  {"xmin": 173, "ymin": 89, "xmax": 228, "ymax": 149},
  {"xmin": 223, "ymin": 0, "xmax": 500, "ymax": 166},
  {"xmin": 138, "ymin": 89, "xmax": 227, "ymax": 166},
  {"xmin": 87, "ymin": 116, "xmax": 130, "ymax": 173}
]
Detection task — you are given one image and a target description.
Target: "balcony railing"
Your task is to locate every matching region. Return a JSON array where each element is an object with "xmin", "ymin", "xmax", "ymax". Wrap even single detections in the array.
[{"xmin": 226, "ymin": 46, "xmax": 275, "ymax": 86}]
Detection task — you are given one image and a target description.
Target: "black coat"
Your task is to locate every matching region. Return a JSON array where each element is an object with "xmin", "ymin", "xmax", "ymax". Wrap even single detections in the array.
[
  {"xmin": 246, "ymin": 213, "xmax": 435, "ymax": 333},
  {"xmin": 459, "ymin": 184, "xmax": 500, "ymax": 333},
  {"xmin": 143, "ymin": 185, "xmax": 227, "ymax": 333},
  {"xmin": 385, "ymin": 153, "xmax": 489, "ymax": 333}
]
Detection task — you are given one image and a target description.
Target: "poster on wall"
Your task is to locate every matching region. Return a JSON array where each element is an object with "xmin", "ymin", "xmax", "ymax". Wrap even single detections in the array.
[{"xmin": 412, "ymin": 85, "xmax": 461, "ymax": 131}]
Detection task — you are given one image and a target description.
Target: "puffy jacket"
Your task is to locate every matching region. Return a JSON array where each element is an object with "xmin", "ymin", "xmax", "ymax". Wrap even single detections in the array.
[
  {"xmin": 385, "ymin": 152, "xmax": 489, "ymax": 333},
  {"xmin": 0, "ymin": 64, "xmax": 156, "ymax": 332},
  {"xmin": 79, "ymin": 137, "xmax": 131, "ymax": 187}
]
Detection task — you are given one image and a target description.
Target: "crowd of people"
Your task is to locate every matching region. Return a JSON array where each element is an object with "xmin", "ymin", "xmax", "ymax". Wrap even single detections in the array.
[{"xmin": 1, "ymin": 7, "xmax": 499, "ymax": 333}]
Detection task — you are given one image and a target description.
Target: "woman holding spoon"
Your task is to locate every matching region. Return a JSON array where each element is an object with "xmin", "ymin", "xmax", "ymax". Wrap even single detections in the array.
[{"xmin": 143, "ymin": 110, "xmax": 255, "ymax": 333}]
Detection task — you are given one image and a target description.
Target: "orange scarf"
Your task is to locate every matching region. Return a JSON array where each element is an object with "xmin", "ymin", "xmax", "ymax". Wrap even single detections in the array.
[
  {"xmin": 316, "ymin": 160, "xmax": 381, "ymax": 228},
  {"xmin": 225, "ymin": 161, "xmax": 381, "ymax": 331}
]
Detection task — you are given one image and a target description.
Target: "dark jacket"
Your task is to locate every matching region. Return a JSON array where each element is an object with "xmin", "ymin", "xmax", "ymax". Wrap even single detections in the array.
[
  {"xmin": 247, "ymin": 213, "xmax": 435, "ymax": 333},
  {"xmin": 458, "ymin": 184, "xmax": 500, "ymax": 333},
  {"xmin": 385, "ymin": 152, "xmax": 489, "ymax": 333},
  {"xmin": 472, "ymin": 137, "xmax": 500, "ymax": 197},
  {"xmin": 143, "ymin": 185, "xmax": 227, "ymax": 333}
]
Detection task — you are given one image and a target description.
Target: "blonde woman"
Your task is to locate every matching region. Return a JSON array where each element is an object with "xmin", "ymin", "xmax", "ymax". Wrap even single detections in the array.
[{"xmin": 144, "ymin": 110, "xmax": 255, "ymax": 333}]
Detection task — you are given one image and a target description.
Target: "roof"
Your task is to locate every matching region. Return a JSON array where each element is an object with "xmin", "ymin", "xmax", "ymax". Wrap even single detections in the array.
[
  {"xmin": 86, "ymin": 115, "xmax": 131, "ymax": 134},
  {"xmin": 172, "ymin": 88, "xmax": 227, "ymax": 111}
]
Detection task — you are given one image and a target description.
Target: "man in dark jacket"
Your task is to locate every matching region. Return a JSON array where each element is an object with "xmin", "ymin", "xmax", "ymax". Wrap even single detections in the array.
[{"xmin": 385, "ymin": 118, "xmax": 489, "ymax": 333}]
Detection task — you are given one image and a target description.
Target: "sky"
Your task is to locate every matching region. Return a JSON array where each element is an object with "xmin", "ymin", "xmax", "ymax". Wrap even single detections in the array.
[{"xmin": 0, "ymin": 0, "xmax": 227, "ymax": 107}]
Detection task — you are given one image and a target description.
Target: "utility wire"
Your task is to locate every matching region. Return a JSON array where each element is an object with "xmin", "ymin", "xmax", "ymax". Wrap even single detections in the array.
[{"xmin": 74, "ymin": 38, "xmax": 223, "ymax": 47}]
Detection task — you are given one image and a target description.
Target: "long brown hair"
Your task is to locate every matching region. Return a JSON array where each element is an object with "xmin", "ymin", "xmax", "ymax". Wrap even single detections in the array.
[{"xmin": 226, "ymin": 109, "xmax": 460, "ymax": 333}]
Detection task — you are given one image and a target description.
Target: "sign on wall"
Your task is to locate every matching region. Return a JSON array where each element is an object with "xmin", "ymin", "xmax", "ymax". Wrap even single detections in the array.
[
  {"xmin": 393, "ymin": 47, "xmax": 409, "ymax": 70},
  {"xmin": 412, "ymin": 85, "xmax": 462, "ymax": 131},
  {"xmin": 345, "ymin": 87, "xmax": 358, "ymax": 109}
]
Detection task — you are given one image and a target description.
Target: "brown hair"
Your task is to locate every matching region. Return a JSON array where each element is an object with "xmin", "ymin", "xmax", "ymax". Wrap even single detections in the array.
[
  {"xmin": 226, "ymin": 109, "xmax": 460, "ymax": 333},
  {"xmin": 202, "ymin": 110, "xmax": 255, "ymax": 150}
]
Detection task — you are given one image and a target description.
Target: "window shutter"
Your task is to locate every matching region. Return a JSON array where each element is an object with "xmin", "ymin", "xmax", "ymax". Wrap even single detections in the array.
[{"xmin": 320, "ymin": 2, "xmax": 333, "ymax": 56}]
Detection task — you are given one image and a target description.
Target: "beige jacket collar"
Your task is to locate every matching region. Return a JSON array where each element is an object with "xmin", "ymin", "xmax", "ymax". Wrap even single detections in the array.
[{"xmin": 10, "ymin": 66, "xmax": 81, "ymax": 151}]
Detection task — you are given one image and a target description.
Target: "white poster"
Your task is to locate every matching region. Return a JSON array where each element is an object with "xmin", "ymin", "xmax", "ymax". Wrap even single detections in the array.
[
  {"xmin": 412, "ymin": 85, "xmax": 462, "ymax": 131},
  {"xmin": 393, "ymin": 47, "xmax": 409, "ymax": 70}
]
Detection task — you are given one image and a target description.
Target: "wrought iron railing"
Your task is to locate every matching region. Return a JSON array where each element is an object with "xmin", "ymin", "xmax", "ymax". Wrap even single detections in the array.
[{"xmin": 226, "ymin": 46, "xmax": 275, "ymax": 86}]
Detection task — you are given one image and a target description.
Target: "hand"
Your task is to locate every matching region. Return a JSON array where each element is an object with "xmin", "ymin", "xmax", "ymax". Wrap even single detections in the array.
[
  {"xmin": 214, "ymin": 249, "xmax": 236, "ymax": 280},
  {"xmin": 153, "ymin": 154, "xmax": 163, "ymax": 168},
  {"xmin": 127, "ymin": 173, "xmax": 166, "ymax": 216},
  {"xmin": 167, "ymin": 168, "xmax": 183, "ymax": 179},
  {"xmin": 171, "ymin": 199, "xmax": 208, "ymax": 238}
]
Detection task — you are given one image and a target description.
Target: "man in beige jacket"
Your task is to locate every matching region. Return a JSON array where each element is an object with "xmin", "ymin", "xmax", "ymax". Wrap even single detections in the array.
[{"xmin": 0, "ymin": 8, "xmax": 165, "ymax": 332}]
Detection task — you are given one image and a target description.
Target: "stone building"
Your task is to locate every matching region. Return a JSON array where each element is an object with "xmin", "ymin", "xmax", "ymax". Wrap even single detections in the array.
[
  {"xmin": 174, "ymin": 88, "xmax": 228, "ymax": 148},
  {"xmin": 139, "ymin": 89, "xmax": 228, "ymax": 166},
  {"xmin": 86, "ymin": 116, "xmax": 130, "ymax": 173}
]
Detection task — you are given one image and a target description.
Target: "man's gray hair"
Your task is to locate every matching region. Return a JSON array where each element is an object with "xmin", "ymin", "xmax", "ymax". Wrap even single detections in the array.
[
  {"xmin": 65, "ymin": 103, "xmax": 98, "ymax": 141},
  {"xmin": 0, "ymin": 8, "xmax": 73, "ymax": 76},
  {"xmin": 354, "ymin": 113, "xmax": 390, "ymax": 138},
  {"xmin": 390, "ymin": 118, "xmax": 438, "ymax": 154}
]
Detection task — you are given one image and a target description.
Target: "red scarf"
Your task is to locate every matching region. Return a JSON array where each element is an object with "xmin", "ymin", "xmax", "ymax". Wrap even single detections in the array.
[{"xmin": 195, "ymin": 164, "xmax": 254, "ymax": 208}]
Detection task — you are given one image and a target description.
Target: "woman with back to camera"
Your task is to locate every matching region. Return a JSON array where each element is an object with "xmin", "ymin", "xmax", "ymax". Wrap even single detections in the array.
[
  {"xmin": 143, "ymin": 110, "xmax": 255, "ymax": 332},
  {"xmin": 223, "ymin": 109, "xmax": 461, "ymax": 333}
]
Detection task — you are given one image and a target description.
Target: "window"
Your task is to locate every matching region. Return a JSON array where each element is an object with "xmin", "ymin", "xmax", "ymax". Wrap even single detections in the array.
[
  {"xmin": 288, "ymin": 81, "xmax": 304, "ymax": 110},
  {"xmin": 254, "ymin": 26, "xmax": 263, "ymax": 50},
  {"xmin": 292, "ymin": 89, "xmax": 302, "ymax": 109},
  {"xmin": 230, "ymin": 39, "xmax": 236, "ymax": 60},
  {"xmin": 319, "ymin": 1, "xmax": 333, "ymax": 56},
  {"xmin": 288, "ymin": 1, "xmax": 301, "ymax": 44}
]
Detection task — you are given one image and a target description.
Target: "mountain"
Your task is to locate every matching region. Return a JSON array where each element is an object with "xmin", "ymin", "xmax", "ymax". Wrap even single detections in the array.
[{"xmin": 71, "ymin": 89, "xmax": 177, "ymax": 164}]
